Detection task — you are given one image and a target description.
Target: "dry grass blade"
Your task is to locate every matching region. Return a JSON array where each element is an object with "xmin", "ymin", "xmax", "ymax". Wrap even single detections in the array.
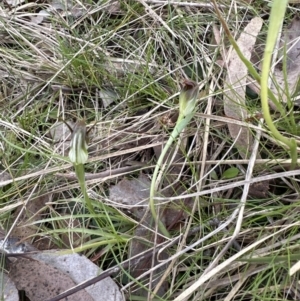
[{"xmin": 174, "ymin": 221, "xmax": 300, "ymax": 301}]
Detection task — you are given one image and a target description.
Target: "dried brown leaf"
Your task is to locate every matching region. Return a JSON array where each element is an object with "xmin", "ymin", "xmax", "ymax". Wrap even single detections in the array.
[
  {"xmin": 29, "ymin": 251, "xmax": 124, "ymax": 301},
  {"xmin": 109, "ymin": 174, "xmax": 149, "ymax": 213},
  {"xmin": 9, "ymin": 257, "xmax": 94, "ymax": 301},
  {"xmin": 248, "ymin": 181, "xmax": 270, "ymax": 198},
  {"xmin": 224, "ymin": 17, "xmax": 263, "ymax": 158}
]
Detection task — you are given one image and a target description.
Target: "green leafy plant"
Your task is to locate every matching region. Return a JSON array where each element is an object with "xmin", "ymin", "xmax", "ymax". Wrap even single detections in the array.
[
  {"xmin": 221, "ymin": 167, "xmax": 239, "ymax": 180},
  {"xmin": 259, "ymin": 0, "xmax": 297, "ymax": 168}
]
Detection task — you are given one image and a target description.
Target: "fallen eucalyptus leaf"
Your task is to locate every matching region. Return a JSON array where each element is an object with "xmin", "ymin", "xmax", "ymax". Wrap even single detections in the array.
[
  {"xmin": 223, "ymin": 17, "xmax": 263, "ymax": 158},
  {"xmin": 9, "ymin": 250, "xmax": 124, "ymax": 301},
  {"xmin": 9, "ymin": 257, "xmax": 94, "ymax": 301},
  {"xmin": 29, "ymin": 251, "xmax": 124, "ymax": 301},
  {"xmin": 109, "ymin": 174, "xmax": 149, "ymax": 214}
]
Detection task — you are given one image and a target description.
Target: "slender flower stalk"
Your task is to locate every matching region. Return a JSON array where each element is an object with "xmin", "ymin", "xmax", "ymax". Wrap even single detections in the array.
[{"xmin": 149, "ymin": 80, "xmax": 199, "ymax": 238}]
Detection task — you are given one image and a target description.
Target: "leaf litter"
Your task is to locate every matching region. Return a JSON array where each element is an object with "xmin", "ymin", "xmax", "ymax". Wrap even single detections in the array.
[
  {"xmin": 110, "ymin": 174, "xmax": 168, "ymax": 298},
  {"xmin": 1, "ymin": 234, "xmax": 124, "ymax": 301},
  {"xmin": 109, "ymin": 129, "xmax": 195, "ymax": 298},
  {"xmin": 9, "ymin": 257, "xmax": 94, "ymax": 301}
]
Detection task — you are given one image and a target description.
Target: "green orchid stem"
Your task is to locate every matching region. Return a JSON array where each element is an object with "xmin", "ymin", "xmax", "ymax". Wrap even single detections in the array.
[
  {"xmin": 75, "ymin": 163, "xmax": 95, "ymax": 215},
  {"xmin": 260, "ymin": 0, "xmax": 297, "ymax": 169},
  {"xmin": 149, "ymin": 113, "xmax": 194, "ymax": 238},
  {"xmin": 212, "ymin": 0, "xmax": 297, "ymax": 169},
  {"xmin": 261, "ymin": 90, "xmax": 297, "ymax": 168},
  {"xmin": 212, "ymin": 0, "xmax": 284, "ymax": 115}
]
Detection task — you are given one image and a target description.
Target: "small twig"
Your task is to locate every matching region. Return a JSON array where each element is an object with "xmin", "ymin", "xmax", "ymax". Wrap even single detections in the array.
[
  {"xmin": 143, "ymin": 0, "xmax": 245, "ymax": 10},
  {"xmin": 56, "ymin": 163, "xmax": 149, "ymax": 181}
]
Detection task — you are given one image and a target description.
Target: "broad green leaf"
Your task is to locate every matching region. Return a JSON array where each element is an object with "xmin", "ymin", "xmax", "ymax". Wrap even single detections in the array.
[{"xmin": 221, "ymin": 167, "xmax": 239, "ymax": 179}]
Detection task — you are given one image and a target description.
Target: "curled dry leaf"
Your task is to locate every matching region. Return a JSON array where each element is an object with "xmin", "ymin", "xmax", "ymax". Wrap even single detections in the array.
[{"xmin": 223, "ymin": 17, "xmax": 263, "ymax": 159}]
